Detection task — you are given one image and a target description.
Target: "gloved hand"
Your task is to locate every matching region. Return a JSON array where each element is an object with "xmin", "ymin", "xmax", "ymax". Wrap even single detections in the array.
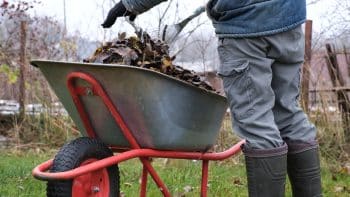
[{"xmin": 101, "ymin": 1, "xmax": 137, "ymax": 28}]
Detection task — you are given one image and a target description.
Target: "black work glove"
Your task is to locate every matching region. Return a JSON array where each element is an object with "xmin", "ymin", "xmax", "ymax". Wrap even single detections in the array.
[{"xmin": 101, "ymin": 1, "xmax": 137, "ymax": 28}]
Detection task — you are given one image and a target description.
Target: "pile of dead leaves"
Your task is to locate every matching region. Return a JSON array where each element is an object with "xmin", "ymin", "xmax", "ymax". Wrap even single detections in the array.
[{"xmin": 83, "ymin": 31, "xmax": 216, "ymax": 92}]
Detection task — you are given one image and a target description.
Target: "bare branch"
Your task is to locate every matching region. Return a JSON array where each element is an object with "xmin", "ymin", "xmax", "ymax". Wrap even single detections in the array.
[{"xmin": 307, "ymin": 0, "xmax": 322, "ymax": 5}]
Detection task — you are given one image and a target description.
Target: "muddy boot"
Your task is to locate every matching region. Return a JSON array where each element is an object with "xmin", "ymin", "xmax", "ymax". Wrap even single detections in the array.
[
  {"xmin": 287, "ymin": 141, "xmax": 322, "ymax": 197},
  {"xmin": 243, "ymin": 144, "xmax": 288, "ymax": 197}
]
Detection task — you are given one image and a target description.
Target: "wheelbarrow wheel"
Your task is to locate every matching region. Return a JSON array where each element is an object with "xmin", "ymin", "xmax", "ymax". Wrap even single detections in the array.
[{"xmin": 47, "ymin": 137, "xmax": 119, "ymax": 197}]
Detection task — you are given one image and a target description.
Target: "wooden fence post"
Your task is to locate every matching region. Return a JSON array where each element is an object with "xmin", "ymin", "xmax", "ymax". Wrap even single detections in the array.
[
  {"xmin": 19, "ymin": 21, "xmax": 27, "ymax": 120},
  {"xmin": 344, "ymin": 45, "xmax": 350, "ymax": 79},
  {"xmin": 301, "ymin": 20, "xmax": 313, "ymax": 112},
  {"xmin": 325, "ymin": 44, "xmax": 350, "ymax": 143}
]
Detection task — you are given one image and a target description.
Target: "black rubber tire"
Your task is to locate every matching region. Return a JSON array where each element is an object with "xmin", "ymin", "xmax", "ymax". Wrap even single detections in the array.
[{"xmin": 46, "ymin": 137, "xmax": 119, "ymax": 197}]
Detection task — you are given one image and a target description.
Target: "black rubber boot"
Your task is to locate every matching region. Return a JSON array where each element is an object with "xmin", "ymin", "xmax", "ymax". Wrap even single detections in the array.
[
  {"xmin": 243, "ymin": 144, "xmax": 288, "ymax": 197},
  {"xmin": 287, "ymin": 141, "xmax": 322, "ymax": 197}
]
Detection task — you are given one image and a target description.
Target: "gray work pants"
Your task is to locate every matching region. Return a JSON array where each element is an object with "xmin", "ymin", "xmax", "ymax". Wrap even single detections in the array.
[{"xmin": 217, "ymin": 26, "xmax": 317, "ymax": 149}]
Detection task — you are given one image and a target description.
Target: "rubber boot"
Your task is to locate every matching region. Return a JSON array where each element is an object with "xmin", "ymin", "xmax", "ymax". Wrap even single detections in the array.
[
  {"xmin": 243, "ymin": 144, "xmax": 288, "ymax": 197},
  {"xmin": 287, "ymin": 141, "xmax": 322, "ymax": 197}
]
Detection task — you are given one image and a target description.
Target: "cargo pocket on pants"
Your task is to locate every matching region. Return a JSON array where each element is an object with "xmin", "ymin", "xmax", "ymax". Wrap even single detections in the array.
[{"xmin": 218, "ymin": 60, "xmax": 255, "ymax": 120}]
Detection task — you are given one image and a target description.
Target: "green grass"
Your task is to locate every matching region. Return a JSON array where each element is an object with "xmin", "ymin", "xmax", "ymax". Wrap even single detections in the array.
[
  {"xmin": 0, "ymin": 151, "xmax": 50, "ymax": 197},
  {"xmin": 0, "ymin": 150, "xmax": 349, "ymax": 197},
  {"xmin": 118, "ymin": 158, "xmax": 248, "ymax": 196}
]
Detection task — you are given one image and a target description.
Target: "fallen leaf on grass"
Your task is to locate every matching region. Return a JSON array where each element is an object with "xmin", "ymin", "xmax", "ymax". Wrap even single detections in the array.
[
  {"xmin": 331, "ymin": 173, "xmax": 338, "ymax": 181},
  {"xmin": 183, "ymin": 185, "xmax": 193, "ymax": 193},
  {"xmin": 120, "ymin": 191, "xmax": 126, "ymax": 197},
  {"xmin": 334, "ymin": 186, "xmax": 345, "ymax": 193},
  {"xmin": 233, "ymin": 177, "xmax": 244, "ymax": 186},
  {"xmin": 174, "ymin": 185, "xmax": 194, "ymax": 197},
  {"xmin": 124, "ymin": 182, "xmax": 132, "ymax": 187},
  {"xmin": 339, "ymin": 163, "xmax": 350, "ymax": 175}
]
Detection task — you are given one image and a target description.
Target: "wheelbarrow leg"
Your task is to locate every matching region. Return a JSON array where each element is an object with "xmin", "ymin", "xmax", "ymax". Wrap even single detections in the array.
[
  {"xmin": 201, "ymin": 160, "xmax": 209, "ymax": 197},
  {"xmin": 140, "ymin": 159, "xmax": 171, "ymax": 196},
  {"xmin": 140, "ymin": 162, "xmax": 148, "ymax": 197}
]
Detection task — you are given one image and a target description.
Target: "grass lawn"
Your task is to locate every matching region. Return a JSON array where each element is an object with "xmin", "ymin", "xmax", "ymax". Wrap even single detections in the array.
[{"xmin": 0, "ymin": 150, "xmax": 349, "ymax": 197}]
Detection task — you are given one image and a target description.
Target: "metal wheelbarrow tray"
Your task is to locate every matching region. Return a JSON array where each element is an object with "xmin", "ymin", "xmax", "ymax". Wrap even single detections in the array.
[{"xmin": 31, "ymin": 60, "xmax": 244, "ymax": 197}]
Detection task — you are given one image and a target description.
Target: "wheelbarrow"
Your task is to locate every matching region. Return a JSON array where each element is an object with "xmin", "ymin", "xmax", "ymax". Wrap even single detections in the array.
[{"xmin": 31, "ymin": 60, "xmax": 245, "ymax": 197}]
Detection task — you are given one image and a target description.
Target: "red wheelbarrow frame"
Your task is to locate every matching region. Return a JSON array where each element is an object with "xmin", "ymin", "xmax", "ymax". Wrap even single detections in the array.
[{"xmin": 32, "ymin": 71, "xmax": 245, "ymax": 197}]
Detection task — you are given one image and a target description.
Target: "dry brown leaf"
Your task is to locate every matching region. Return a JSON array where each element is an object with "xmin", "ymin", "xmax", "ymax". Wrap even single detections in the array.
[{"xmin": 118, "ymin": 32, "xmax": 127, "ymax": 40}]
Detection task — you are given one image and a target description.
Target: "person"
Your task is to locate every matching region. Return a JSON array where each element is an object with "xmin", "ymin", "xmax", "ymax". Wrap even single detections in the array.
[{"xmin": 102, "ymin": 1, "xmax": 322, "ymax": 196}]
